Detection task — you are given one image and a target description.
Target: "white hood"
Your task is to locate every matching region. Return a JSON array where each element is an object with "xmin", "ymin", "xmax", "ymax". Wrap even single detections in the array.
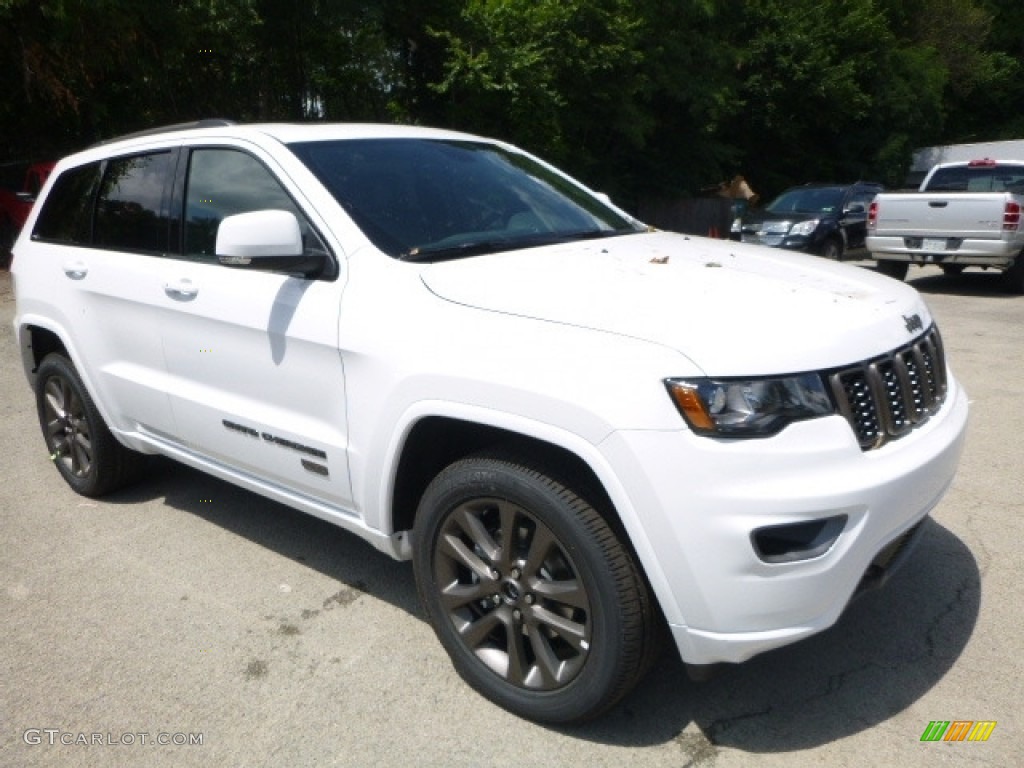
[{"xmin": 420, "ymin": 231, "xmax": 932, "ymax": 376}]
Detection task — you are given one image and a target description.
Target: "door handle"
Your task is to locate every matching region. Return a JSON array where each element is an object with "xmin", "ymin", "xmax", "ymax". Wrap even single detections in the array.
[
  {"xmin": 163, "ymin": 278, "xmax": 198, "ymax": 300},
  {"xmin": 61, "ymin": 261, "xmax": 88, "ymax": 280},
  {"xmin": 928, "ymin": 201, "xmax": 948, "ymax": 208}
]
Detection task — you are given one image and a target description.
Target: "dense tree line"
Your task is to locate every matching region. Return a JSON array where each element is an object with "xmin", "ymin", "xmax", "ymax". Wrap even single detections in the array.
[{"xmin": 2, "ymin": 0, "xmax": 1022, "ymax": 205}]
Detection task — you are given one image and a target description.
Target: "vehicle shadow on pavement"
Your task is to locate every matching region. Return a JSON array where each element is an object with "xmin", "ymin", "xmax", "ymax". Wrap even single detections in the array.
[
  {"xmin": 111, "ymin": 457, "xmax": 422, "ymax": 616},
  {"xmin": 108, "ymin": 460, "xmax": 979, "ymax": 753},
  {"xmin": 905, "ymin": 269, "xmax": 1021, "ymax": 299},
  {"xmin": 573, "ymin": 517, "xmax": 979, "ymax": 752}
]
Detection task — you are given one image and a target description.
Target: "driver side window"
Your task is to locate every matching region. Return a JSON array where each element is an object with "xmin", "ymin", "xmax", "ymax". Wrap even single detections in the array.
[{"xmin": 184, "ymin": 148, "xmax": 329, "ymax": 265}]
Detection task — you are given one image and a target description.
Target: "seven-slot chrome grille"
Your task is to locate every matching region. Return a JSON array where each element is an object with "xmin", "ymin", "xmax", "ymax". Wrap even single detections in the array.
[{"xmin": 828, "ymin": 326, "xmax": 947, "ymax": 450}]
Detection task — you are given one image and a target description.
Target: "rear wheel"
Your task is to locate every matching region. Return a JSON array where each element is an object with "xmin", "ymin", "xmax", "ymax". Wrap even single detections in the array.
[
  {"xmin": 876, "ymin": 260, "xmax": 909, "ymax": 281},
  {"xmin": 1002, "ymin": 252, "xmax": 1024, "ymax": 294},
  {"xmin": 34, "ymin": 353, "xmax": 144, "ymax": 496},
  {"xmin": 412, "ymin": 455, "xmax": 656, "ymax": 724},
  {"xmin": 0, "ymin": 216, "xmax": 15, "ymax": 269}
]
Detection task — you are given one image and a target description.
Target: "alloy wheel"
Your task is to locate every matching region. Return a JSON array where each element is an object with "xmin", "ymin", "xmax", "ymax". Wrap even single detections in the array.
[
  {"xmin": 433, "ymin": 496, "xmax": 592, "ymax": 691},
  {"xmin": 42, "ymin": 374, "xmax": 94, "ymax": 479}
]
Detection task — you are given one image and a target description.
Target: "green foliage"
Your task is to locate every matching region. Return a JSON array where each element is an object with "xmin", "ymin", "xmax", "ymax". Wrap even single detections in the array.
[
  {"xmin": 2, "ymin": 0, "xmax": 1023, "ymax": 204},
  {"xmin": 427, "ymin": 0, "xmax": 649, "ymax": 189}
]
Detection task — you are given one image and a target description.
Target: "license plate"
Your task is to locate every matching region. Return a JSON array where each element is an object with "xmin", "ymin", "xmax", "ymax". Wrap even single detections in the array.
[{"xmin": 922, "ymin": 237, "xmax": 947, "ymax": 252}]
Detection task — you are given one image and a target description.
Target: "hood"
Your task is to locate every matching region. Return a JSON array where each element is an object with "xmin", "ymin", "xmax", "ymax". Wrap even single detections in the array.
[{"xmin": 420, "ymin": 231, "xmax": 931, "ymax": 376}]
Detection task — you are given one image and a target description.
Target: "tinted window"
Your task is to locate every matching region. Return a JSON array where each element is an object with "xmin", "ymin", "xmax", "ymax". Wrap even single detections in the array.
[
  {"xmin": 927, "ymin": 164, "xmax": 1024, "ymax": 193},
  {"xmin": 94, "ymin": 152, "xmax": 174, "ymax": 253},
  {"xmin": 848, "ymin": 187, "xmax": 880, "ymax": 211},
  {"xmin": 184, "ymin": 148, "xmax": 328, "ymax": 262},
  {"xmin": 766, "ymin": 187, "xmax": 844, "ymax": 215},
  {"xmin": 289, "ymin": 139, "xmax": 639, "ymax": 260},
  {"xmin": 33, "ymin": 163, "xmax": 101, "ymax": 245}
]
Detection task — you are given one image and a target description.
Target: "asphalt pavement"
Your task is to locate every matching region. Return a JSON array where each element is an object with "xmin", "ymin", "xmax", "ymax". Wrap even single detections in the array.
[{"xmin": 1, "ymin": 262, "xmax": 1020, "ymax": 767}]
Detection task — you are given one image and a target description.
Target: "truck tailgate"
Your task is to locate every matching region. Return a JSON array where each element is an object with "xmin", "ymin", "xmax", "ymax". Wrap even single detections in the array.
[{"xmin": 872, "ymin": 192, "xmax": 1010, "ymax": 239}]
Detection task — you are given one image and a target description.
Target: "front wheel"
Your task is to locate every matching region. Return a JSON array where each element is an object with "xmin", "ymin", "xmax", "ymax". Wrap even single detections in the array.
[
  {"xmin": 412, "ymin": 455, "xmax": 656, "ymax": 724},
  {"xmin": 34, "ymin": 353, "xmax": 144, "ymax": 496},
  {"xmin": 875, "ymin": 260, "xmax": 909, "ymax": 281},
  {"xmin": 819, "ymin": 238, "xmax": 843, "ymax": 260}
]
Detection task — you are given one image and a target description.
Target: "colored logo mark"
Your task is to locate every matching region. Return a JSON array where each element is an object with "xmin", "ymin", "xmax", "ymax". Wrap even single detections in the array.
[{"xmin": 920, "ymin": 720, "xmax": 996, "ymax": 742}]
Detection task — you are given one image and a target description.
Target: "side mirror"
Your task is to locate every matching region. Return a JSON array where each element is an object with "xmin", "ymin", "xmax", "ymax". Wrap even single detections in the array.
[{"xmin": 216, "ymin": 210, "xmax": 323, "ymax": 275}]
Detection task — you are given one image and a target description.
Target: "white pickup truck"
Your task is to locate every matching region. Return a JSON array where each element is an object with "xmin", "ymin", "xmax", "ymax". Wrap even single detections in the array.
[{"xmin": 866, "ymin": 158, "xmax": 1024, "ymax": 292}]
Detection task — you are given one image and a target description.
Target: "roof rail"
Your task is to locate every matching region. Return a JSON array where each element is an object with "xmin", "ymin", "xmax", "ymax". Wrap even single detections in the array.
[{"xmin": 90, "ymin": 119, "xmax": 236, "ymax": 147}]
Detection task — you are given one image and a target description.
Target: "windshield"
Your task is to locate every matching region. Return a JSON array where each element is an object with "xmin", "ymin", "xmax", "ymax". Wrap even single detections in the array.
[
  {"xmin": 288, "ymin": 138, "xmax": 641, "ymax": 260},
  {"xmin": 765, "ymin": 187, "xmax": 844, "ymax": 215}
]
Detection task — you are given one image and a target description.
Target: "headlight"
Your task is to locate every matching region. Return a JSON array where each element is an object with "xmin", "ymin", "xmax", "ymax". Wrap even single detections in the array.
[
  {"xmin": 789, "ymin": 219, "xmax": 819, "ymax": 237},
  {"xmin": 665, "ymin": 375, "xmax": 834, "ymax": 437}
]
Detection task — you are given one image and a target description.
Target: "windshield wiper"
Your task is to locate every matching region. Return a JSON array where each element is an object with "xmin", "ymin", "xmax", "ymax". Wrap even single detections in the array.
[
  {"xmin": 399, "ymin": 229, "xmax": 636, "ymax": 262},
  {"xmin": 399, "ymin": 238, "xmax": 522, "ymax": 262}
]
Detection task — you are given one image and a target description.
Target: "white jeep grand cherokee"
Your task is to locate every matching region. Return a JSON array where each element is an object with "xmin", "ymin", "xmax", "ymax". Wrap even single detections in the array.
[{"xmin": 12, "ymin": 121, "xmax": 968, "ymax": 724}]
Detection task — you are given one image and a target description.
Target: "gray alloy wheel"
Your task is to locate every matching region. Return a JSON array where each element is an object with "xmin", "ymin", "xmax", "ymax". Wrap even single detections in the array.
[
  {"xmin": 35, "ymin": 354, "xmax": 143, "ymax": 497},
  {"xmin": 434, "ymin": 495, "xmax": 592, "ymax": 690},
  {"xmin": 413, "ymin": 455, "xmax": 655, "ymax": 724},
  {"xmin": 42, "ymin": 370, "xmax": 95, "ymax": 480}
]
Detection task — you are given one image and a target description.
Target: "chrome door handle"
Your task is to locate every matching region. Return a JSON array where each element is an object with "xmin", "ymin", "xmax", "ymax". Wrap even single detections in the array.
[
  {"xmin": 61, "ymin": 261, "xmax": 88, "ymax": 280},
  {"xmin": 163, "ymin": 279, "xmax": 198, "ymax": 300}
]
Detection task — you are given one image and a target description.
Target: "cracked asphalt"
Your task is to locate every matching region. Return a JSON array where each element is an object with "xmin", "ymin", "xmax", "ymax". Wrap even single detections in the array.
[{"xmin": 1, "ymin": 263, "xmax": 1020, "ymax": 767}]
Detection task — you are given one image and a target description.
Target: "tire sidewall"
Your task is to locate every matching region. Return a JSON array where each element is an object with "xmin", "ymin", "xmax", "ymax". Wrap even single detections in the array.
[
  {"xmin": 412, "ymin": 458, "xmax": 640, "ymax": 724},
  {"xmin": 820, "ymin": 238, "xmax": 842, "ymax": 260}
]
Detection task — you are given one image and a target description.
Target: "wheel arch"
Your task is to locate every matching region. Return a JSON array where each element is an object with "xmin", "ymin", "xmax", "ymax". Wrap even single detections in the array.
[
  {"xmin": 386, "ymin": 413, "xmax": 680, "ymax": 631},
  {"xmin": 390, "ymin": 416, "xmax": 618, "ymax": 537},
  {"xmin": 19, "ymin": 322, "xmax": 70, "ymax": 386}
]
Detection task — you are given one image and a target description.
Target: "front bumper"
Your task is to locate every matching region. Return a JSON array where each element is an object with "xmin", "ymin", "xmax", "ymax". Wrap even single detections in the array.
[
  {"xmin": 740, "ymin": 232, "xmax": 815, "ymax": 253},
  {"xmin": 599, "ymin": 375, "xmax": 968, "ymax": 665}
]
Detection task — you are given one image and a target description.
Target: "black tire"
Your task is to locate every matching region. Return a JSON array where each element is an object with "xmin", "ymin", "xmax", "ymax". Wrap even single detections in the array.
[
  {"xmin": 0, "ymin": 216, "xmax": 15, "ymax": 270},
  {"xmin": 1001, "ymin": 252, "xmax": 1024, "ymax": 294},
  {"xmin": 819, "ymin": 238, "xmax": 843, "ymax": 261},
  {"xmin": 940, "ymin": 264, "xmax": 965, "ymax": 276},
  {"xmin": 412, "ymin": 455, "xmax": 655, "ymax": 724},
  {"xmin": 876, "ymin": 260, "xmax": 909, "ymax": 281},
  {"xmin": 34, "ymin": 353, "xmax": 144, "ymax": 497}
]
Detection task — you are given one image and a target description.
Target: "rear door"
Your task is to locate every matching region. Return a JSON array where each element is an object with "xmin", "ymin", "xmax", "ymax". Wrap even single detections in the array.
[{"xmin": 28, "ymin": 150, "xmax": 181, "ymax": 437}]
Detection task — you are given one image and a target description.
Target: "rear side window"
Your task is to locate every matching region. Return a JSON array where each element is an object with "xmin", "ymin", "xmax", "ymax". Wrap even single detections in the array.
[
  {"xmin": 33, "ymin": 162, "xmax": 101, "ymax": 245},
  {"xmin": 94, "ymin": 152, "xmax": 175, "ymax": 253}
]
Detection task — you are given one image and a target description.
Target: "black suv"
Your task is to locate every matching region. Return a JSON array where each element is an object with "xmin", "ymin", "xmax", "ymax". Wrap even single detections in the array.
[{"xmin": 732, "ymin": 182, "xmax": 883, "ymax": 260}]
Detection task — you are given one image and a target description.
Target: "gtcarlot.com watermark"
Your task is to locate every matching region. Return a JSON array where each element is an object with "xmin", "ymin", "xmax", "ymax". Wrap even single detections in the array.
[{"xmin": 24, "ymin": 729, "xmax": 203, "ymax": 747}]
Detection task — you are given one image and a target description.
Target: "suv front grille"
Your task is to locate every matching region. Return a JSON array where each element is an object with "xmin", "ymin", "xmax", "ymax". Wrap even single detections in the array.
[{"xmin": 828, "ymin": 327, "xmax": 947, "ymax": 450}]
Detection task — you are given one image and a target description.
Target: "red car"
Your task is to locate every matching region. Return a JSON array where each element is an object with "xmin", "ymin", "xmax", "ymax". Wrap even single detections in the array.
[{"xmin": 1, "ymin": 161, "xmax": 54, "ymax": 268}]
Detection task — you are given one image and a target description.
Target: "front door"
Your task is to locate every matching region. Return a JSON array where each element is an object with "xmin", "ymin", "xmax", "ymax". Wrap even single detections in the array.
[{"xmin": 157, "ymin": 145, "xmax": 353, "ymax": 509}]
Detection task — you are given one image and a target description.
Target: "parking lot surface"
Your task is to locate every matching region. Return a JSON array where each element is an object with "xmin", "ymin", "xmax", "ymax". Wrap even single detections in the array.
[{"xmin": 1, "ymin": 263, "xmax": 1020, "ymax": 767}]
